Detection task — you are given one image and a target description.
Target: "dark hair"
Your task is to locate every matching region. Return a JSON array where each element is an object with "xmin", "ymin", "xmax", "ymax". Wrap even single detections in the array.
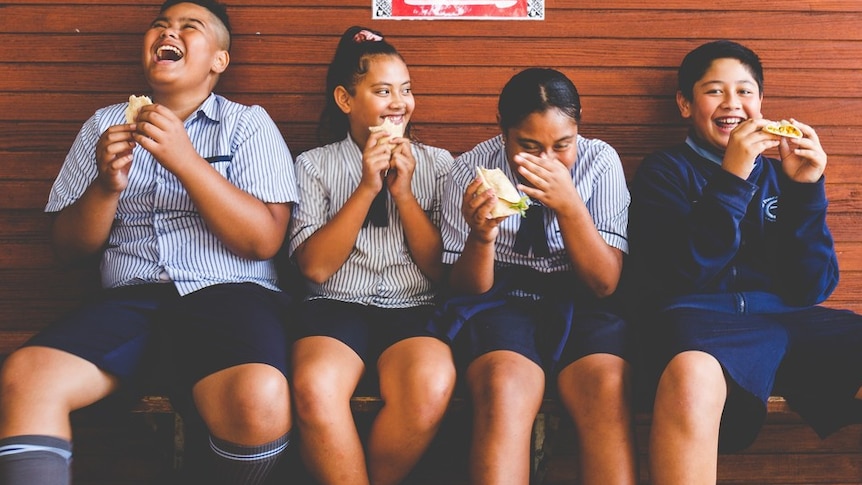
[
  {"xmin": 159, "ymin": 0, "xmax": 231, "ymax": 50},
  {"xmin": 498, "ymin": 68, "xmax": 582, "ymax": 131},
  {"xmin": 678, "ymin": 40, "xmax": 763, "ymax": 101},
  {"xmin": 318, "ymin": 26, "xmax": 408, "ymax": 144}
]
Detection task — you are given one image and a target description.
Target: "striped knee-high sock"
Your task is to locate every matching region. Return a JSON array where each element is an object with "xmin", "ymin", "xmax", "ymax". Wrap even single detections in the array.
[
  {"xmin": 207, "ymin": 432, "xmax": 289, "ymax": 485},
  {"xmin": 0, "ymin": 435, "xmax": 72, "ymax": 485}
]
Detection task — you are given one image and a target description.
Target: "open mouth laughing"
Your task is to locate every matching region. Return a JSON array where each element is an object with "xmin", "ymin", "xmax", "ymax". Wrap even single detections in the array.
[
  {"xmin": 156, "ymin": 45, "xmax": 184, "ymax": 62},
  {"xmin": 714, "ymin": 117, "xmax": 745, "ymax": 131}
]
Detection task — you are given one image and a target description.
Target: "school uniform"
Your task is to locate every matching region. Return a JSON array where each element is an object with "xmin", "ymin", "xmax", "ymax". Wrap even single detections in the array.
[
  {"xmin": 30, "ymin": 93, "xmax": 299, "ymax": 400},
  {"xmin": 628, "ymin": 134, "xmax": 862, "ymax": 451},
  {"xmin": 434, "ymin": 134, "xmax": 631, "ymax": 373},
  {"xmin": 288, "ymin": 135, "xmax": 454, "ymax": 363}
]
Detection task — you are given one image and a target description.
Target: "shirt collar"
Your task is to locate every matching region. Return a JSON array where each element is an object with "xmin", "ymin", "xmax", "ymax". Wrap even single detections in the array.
[
  {"xmin": 191, "ymin": 92, "xmax": 220, "ymax": 123},
  {"xmin": 685, "ymin": 133, "xmax": 725, "ymax": 166}
]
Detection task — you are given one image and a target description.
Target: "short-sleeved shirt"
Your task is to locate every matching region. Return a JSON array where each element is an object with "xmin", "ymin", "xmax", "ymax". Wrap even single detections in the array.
[
  {"xmin": 288, "ymin": 136, "xmax": 454, "ymax": 308},
  {"xmin": 46, "ymin": 93, "xmax": 299, "ymax": 295},
  {"xmin": 440, "ymin": 134, "xmax": 629, "ymax": 291}
]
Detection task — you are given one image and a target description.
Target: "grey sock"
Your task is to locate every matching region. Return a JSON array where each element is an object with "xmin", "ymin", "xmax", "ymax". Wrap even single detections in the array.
[
  {"xmin": 207, "ymin": 432, "xmax": 289, "ymax": 485},
  {"xmin": 0, "ymin": 435, "xmax": 72, "ymax": 485}
]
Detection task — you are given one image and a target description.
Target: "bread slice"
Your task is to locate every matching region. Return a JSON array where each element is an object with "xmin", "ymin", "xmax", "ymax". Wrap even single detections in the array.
[
  {"xmin": 369, "ymin": 118, "xmax": 405, "ymax": 146},
  {"xmin": 476, "ymin": 166, "xmax": 530, "ymax": 218},
  {"xmin": 125, "ymin": 95, "xmax": 153, "ymax": 124}
]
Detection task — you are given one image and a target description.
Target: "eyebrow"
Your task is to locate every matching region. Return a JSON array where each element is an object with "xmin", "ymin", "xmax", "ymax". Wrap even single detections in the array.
[
  {"xmin": 152, "ymin": 15, "xmax": 208, "ymax": 28},
  {"xmin": 517, "ymin": 135, "xmax": 575, "ymax": 145},
  {"xmin": 701, "ymin": 79, "xmax": 757, "ymax": 86},
  {"xmin": 370, "ymin": 80, "xmax": 411, "ymax": 88}
]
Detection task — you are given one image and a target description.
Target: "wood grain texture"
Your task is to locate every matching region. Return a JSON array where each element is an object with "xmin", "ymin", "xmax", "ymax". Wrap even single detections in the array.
[{"xmin": 1, "ymin": 1, "xmax": 861, "ymax": 483}]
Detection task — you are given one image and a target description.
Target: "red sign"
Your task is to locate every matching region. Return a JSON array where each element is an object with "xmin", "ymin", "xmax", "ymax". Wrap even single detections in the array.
[{"xmin": 375, "ymin": 0, "xmax": 543, "ymax": 19}]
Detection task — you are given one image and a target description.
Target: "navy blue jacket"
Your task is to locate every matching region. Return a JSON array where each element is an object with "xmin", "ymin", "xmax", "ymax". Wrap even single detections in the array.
[{"xmin": 627, "ymin": 139, "xmax": 838, "ymax": 315}]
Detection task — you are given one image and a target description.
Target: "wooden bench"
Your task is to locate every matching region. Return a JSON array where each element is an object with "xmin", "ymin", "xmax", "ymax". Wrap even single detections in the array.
[{"xmin": 4, "ymin": 0, "xmax": 862, "ymax": 483}]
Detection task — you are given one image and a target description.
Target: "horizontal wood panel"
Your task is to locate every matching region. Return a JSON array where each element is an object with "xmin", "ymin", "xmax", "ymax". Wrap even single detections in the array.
[
  {"xmin": 6, "ymin": 0, "xmax": 862, "ymax": 9},
  {"xmin": 7, "ymin": 0, "xmax": 862, "ymax": 10},
  {"xmin": 4, "ymin": 93, "xmax": 860, "ymax": 130},
  {"xmin": 6, "ymin": 65, "xmax": 862, "ymax": 100},
  {"xmin": 547, "ymin": 450, "xmax": 862, "ymax": 484},
  {"xmin": 3, "ymin": 7, "xmax": 861, "ymax": 41},
  {"xmin": 4, "ymin": 36, "xmax": 862, "ymax": 72}
]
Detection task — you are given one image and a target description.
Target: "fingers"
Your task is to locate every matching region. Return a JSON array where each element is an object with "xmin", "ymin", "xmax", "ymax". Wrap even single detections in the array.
[
  {"xmin": 97, "ymin": 125, "xmax": 136, "ymax": 166},
  {"xmin": 464, "ymin": 178, "xmax": 505, "ymax": 225}
]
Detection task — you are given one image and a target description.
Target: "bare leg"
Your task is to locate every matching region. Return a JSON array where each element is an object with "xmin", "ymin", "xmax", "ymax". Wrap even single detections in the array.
[
  {"xmin": 558, "ymin": 353, "xmax": 637, "ymax": 485},
  {"xmin": 291, "ymin": 336, "xmax": 368, "ymax": 485},
  {"xmin": 649, "ymin": 350, "xmax": 727, "ymax": 485},
  {"xmin": 367, "ymin": 337, "xmax": 455, "ymax": 485},
  {"xmin": 193, "ymin": 362, "xmax": 291, "ymax": 445},
  {"xmin": 467, "ymin": 350, "xmax": 545, "ymax": 485},
  {"xmin": 0, "ymin": 346, "xmax": 118, "ymax": 439}
]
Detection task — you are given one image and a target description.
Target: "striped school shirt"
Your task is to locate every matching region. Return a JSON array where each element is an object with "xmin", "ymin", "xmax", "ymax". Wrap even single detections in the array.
[
  {"xmin": 45, "ymin": 93, "xmax": 299, "ymax": 295},
  {"xmin": 288, "ymin": 136, "xmax": 454, "ymax": 308},
  {"xmin": 441, "ymin": 134, "xmax": 629, "ymax": 276}
]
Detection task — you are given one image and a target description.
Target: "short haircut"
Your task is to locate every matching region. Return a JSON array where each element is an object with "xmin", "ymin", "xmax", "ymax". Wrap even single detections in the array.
[
  {"xmin": 678, "ymin": 40, "xmax": 763, "ymax": 101},
  {"xmin": 498, "ymin": 68, "xmax": 582, "ymax": 131},
  {"xmin": 159, "ymin": 0, "xmax": 231, "ymax": 50}
]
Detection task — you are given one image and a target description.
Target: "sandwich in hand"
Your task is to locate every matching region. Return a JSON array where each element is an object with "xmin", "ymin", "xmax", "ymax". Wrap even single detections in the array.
[
  {"xmin": 368, "ymin": 118, "xmax": 405, "ymax": 147},
  {"xmin": 763, "ymin": 119, "xmax": 802, "ymax": 139},
  {"xmin": 476, "ymin": 166, "xmax": 530, "ymax": 218},
  {"xmin": 125, "ymin": 95, "xmax": 153, "ymax": 124}
]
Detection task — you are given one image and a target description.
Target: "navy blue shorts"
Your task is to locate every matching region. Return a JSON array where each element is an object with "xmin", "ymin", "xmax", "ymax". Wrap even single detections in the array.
[
  {"xmin": 647, "ymin": 306, "xmax": 862, "ymax": 451},
  {"xmin": 295, "ymin": 299, "xmax": 441, "ymax": 395},
  {"xmin": 295, "ymin": 299, "xmax": 438, "ymax": 365},
  {"xmin": 454, "ymin": 297, "xmax": 630, "ymax": 375},
  {"xmin": 27, "ymin": 283, "xmax": 293, "ymax": 407}
]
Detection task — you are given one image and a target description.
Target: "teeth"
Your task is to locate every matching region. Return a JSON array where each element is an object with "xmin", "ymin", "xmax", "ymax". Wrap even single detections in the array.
[
  {"xmin": 156, "ymin": 45, "xmax": 183, "ymax": 60},
  {"xmin": 716, "ymin": 117, "xmax": 743, "ymax": 126}
]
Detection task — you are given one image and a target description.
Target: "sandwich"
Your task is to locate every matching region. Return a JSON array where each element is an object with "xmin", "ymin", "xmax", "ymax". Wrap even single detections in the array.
[
  {"xmin": 125, "ymin": 95, "xmax": 153, "ymax": 124},
  {"xmin": 476, "ymin": 166, "xmax": 530, "ymax": 218},
  {"xmin": 368, "ymin": 118, "xmax": 405, "ymax": 147},
  {"xmin": 763, "ymin": 120, "xmax": 802, "ymax": 139}
]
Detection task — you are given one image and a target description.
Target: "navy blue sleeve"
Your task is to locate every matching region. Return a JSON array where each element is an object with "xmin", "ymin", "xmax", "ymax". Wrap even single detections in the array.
[
  {"xmin": 771, "ymin": 176, "xmax": 839, "ymax": 305},
  {"xmin": 628, "ymin": 150, "xmax": 757, "ymax": 295}
]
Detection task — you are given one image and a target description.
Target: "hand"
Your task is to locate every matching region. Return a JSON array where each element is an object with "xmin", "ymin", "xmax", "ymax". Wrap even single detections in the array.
[
  {"xmin": 512, "ymin": 152, "xmax": 578, "ymax": 212},
  {"xmin": 723, "ymin": 118, "xmax": 780, "ymax": 179},
  {"xmin": 462, "ymin": 177, "xmax": 503, "ymax": 244},
  {"xmin": 95, "ymin": 123, "xmax": 137, "ymax": 193},
  {"xmin": 385, "ymin": 137, "xmax": 417, "ymax": 200},
  {"xmin": 777, "ymin": 119, "xmax": 827, "ymax": 183},
  {"xmin": 359, "ymin": 130, "xmax": 394, "ymax": 194},
  {"xmin": 132, "ymin": 104, "xmax": 199, "ymax": 174}
]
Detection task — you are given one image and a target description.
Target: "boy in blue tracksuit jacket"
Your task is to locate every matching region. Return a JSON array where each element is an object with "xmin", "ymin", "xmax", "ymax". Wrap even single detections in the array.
[{"xmin": 628, "ymin": 39, "xmax": 862, "ymax": 485}]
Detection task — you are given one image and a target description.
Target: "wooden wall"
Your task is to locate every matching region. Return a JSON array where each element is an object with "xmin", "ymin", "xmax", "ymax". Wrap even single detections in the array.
[{"xmin": 1, "ymin": 0, "xmax": 861, "ymax": 335}]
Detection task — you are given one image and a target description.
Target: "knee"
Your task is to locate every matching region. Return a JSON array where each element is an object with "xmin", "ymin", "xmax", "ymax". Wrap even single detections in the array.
[
  {"xmin": 657, "ymin": 351, "xmax": 727, "ymax": 416},
  {"xmin": 0, "ymin": 349, "xmax": 34, "ymax": 393},
  {"xmin": 290, "ymin": 366, "xmax": 351, "ymax": 425},
  {"xmin": 468, "ymin": 354, "xmax": 544, "ymax": 415},
  {"xmin": 384, "ymin": 363, "xmax": 456, "ymax": 425},
  {"xmin": 558, "ymin": 354, "xmax": 630, "ymax": 410},
  {"xmin": 196, "ymin": 364, "xmax": 290, "ymax": 436}
]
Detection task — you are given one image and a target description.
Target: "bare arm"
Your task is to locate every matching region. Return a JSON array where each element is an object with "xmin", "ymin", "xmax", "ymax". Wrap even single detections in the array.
[
  {"xmin": 515, "ymin": 152, "xmax": 622, "ymax": 297},
  {"xmin": 133, "ymin": 105, "xmax": 289, "ymax": 260},
  {"xmin": 448, "ymin": 178, "xmax": 502, "ymax": 294},
  {"xmin": 388, "ymin": 139, "xmax": 444, "ymax": 282},
  {"xmin": 51, "ymin": 124, "xmax": 136, "ymax": 264},
  {"xmin": 556, "ymin": 202, "xmax": 624, "ymax": 297},
  {"xmin": 293, "ymin": 130, "xmax": 392, "ymax": 283}
]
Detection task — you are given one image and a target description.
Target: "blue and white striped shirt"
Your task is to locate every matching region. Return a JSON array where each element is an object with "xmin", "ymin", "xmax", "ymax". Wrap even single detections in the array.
[
  {"xmin": 46, "ymin": 93, "xmax": 299, "ymax": 295},
  {"xmin": 288, "ymin": 136, "xmax": 454, "ymax": 308},
  {"xmin": 441, "ymin": 135, "xmax": 629, "ymax": 274}
]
